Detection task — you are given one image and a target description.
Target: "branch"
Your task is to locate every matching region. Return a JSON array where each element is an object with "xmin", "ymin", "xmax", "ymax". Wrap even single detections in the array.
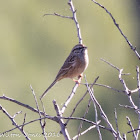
[
  {"xmin": 126, "ymin": 116, "xmax": 137, "ymax": 139},
  {"xmin": 43, "ymin": 0, "xmax": 82, "ymax": 44},
  {"xmin": 0, "ymin": 95, "xmax": 56, "ymax": 122},
  {"xmin": 136, "ymin": 66, "xmax": 140, "ymax": 138},
  {"xmin": 72, "ymin": 125, "xmax": 97, "ymax": 140},
  {"xmin": 1, "ymin": 115, "xmax": 102, "ymax": 136},
  {"xmin": 53, "ymin": 100, "xmax": 71, "ymax": 140},
  {"xmin": 60, "ymin": 82, "xmax": 80, "ymax": 115},
  {"xmin": 64, "ymin": 76, "xmax": 99, "ymax": 125},
  {"xmin": 101, "ymin": 59, "xmax": 139, "ymax": 112},
  {"xmin": 30, "ymin": 85, "xmax": 47, "ymax": 140},
  {"xmin": 84, "ymin": 76, "xmax": 121, "ymax": 139},
  {"xmin": 77, "ymin": 98, "xmax": 92, "ymax": 139},
  {"xmin": 91, "ymin": 0, "xmax": 140, "ymax": 60},
  {"xmin": 0, "ymin": 105, "xmax": 30, "ymax": 140},
  {"xmin": 43, "ymin": 12, "xmax": 73, "ymax": 19},
  {"xmin": 68, "ymin": 0, "xmax": 82, "ymax": 43}
]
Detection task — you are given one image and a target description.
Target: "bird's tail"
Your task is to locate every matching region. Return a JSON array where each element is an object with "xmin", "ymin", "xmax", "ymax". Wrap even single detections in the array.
[{"xmin": 40, "ymin": 79, "xmax": 57, "ymax": 99}]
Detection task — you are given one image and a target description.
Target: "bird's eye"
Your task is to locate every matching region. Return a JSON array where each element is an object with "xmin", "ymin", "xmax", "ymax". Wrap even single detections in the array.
[{"xmin": 73, "ymin": 48, "xmax": 83, "ymax": 53}]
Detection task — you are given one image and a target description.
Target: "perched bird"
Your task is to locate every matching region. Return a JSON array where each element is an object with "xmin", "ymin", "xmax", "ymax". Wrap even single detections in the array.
[{"xmin": 40, "ymin": 44, "xmax": 89, "ymax": 99}]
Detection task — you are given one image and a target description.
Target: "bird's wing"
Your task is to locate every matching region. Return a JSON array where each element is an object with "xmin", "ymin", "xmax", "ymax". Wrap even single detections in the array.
[{"xmin": 55, "ymin": 55, "xmax": 77, "ymax": 80}]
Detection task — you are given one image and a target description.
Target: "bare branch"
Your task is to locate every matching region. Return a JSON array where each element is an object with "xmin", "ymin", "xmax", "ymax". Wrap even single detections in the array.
[
  {"xmin": 68, "ymin": 0, "xmax": 82, "ymax": 44},
  {"xmin": 93, "ymin": 91, "xmax": 102, "ymax": 140},
  {"xmin": 60, "ymin": 82, "xmax": 80, "ymax": 115},
  {"xmin": 114, "ymin": 108, "xmax": 122, "ymax": 139},
  {"xmin": 0, "ymin": 95, "xmax": 56, "ymax": 122},
  {"xmin": 77, "ymin": 98, "xmax": 92, "ymax": 139},
  {"xmin": 21, "ymin": 113, "xmax": 26, "ymax": 131},
  {"xmin": 43, "ymin": 12, "xmax": 73, "ymax": 19},
  {"xmin": 94, "ymin": 83, "xmax": 125, "ymax": 93},
  {"xmin": 0, "ymin": 105, "xmax": 30, "ymax": 140},
  {"xmin": 12, "ymin": 111, "xmax": 22, "ymax": 119},
  {"xmin": 84, "ymin": 76, "xmax": 121, "ymax": 139},
  {"xmin": 136, "ymin": 66, "xmax": 140, "ymax": 138},
  {"xmin": 92, "ymin": 0, "xmax": 140, "ymax": 60},
  {"xmin": 101, "ymin": 58, "xmax": 130, "ymax": 75},
  {"xmin": 72, "ymin": 125, "xmax": 98, "ymax": 140},
  {"xmin": 64, "ymin": 76, "xmax": 99, "ymax": 126},
  {"xmin": 30, "ymin": 85, "xmax": 47, "ymax": 140},
  {"xmin": 53, "ymin": 100, "xmax": 71, "ymax": 140},
  {"xmin": 126, "ymin": 116, "xmax": 137, "ymax": 139}
]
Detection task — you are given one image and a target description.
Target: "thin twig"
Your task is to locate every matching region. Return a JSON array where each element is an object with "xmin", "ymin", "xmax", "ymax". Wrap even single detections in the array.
[
  {"xmin": 30, "ymin": 85, "xmax": 47, "ymax": 140},
  {"xmin": 101, "ymin": 59, "xmax": 139, "ymax": 112},
  {"xmin": 68, "ymin": 0, "xmax": 82, "ymax": 44},
  {"xmin": 92, "ymin": 0, "xmax": 140, "ymax": 60},
  {"xmin": 60, "ymin": 82, "xmax": 80, "ymax": 115},
  {"xmin": 77, "ymin": 98, "xmax": 92, "ymax": 140},
  {"xmin": 119, "ymin": 69, "xmax": 138, "ymax": 111},
  {"xmin": 93, "ymin": 87, "xmax": 102, "ymax": 140},
  {"xmin": 0, "ymin": 95, "xmax": 56, "ymax": 121},
  {"xmin": 72, "ymin": 125, "xmax": 99, "ymax": 140},
  {"xmin": 12, "ymin": 111, "xmax": 22, "ymax": 118},
  {"xmin": 126, "ymin": 116, "xmax": 137, "ymax": 140},
  {"xmin": 0, "ymin": 105, "xmax": 30, "ymax": 140},
  {"xmin": 84, "ymin": 76, "xmax": 122, "ymax": 139},
  {"xmin": 114, "ymin": 108, "xmax": 120, "ymax": 139},
  {"xmin": 65, "ymin": 76, "xmax": 99, "ymax": 126},
  {"xmin": 101, "ymin": 58, "xmax": 130, "ymax": 75},
  {"xmin": 53, "ymin": 100, "xmax": 71, "ymax": 140},
  {"xmin": 21, "ymin": 113, "xmax": 26, "ymax": 131},
  {"xmin": 136, "ymin": 66, "xmax": 140, "ymax": 139},
  {"xmin": 94, "ymin": 83, "xmax": 125, "ymax": 93},
  {"xmin": 43, "ymin": 12, "xmax": 73, "ymax": 19},
  {"xmin": 0, "ymin": 115, "xmax": 102, "ymax": 136}
]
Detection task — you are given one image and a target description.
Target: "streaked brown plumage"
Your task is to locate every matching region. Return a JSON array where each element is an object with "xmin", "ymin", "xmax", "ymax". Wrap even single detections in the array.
[{"xmin": 40, "ymin": 44, "xmax": 89, "ymax": 99}]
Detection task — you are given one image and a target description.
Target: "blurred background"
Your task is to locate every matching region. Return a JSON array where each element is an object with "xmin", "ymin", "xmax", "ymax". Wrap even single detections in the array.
[{"xmin": 0, "ymin": 0, "xmax": 140, "ymax": 139}]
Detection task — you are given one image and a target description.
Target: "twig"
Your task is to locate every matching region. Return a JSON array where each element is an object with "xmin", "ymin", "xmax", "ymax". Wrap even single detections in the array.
[
  {"xmin": 119, "ymin": 104, "xmax": 136, "ymax": 110},
  {"xmin": 43, "ymin": 12, "xmax": 73, "ymax": 19},
  {"xmin": 68, "ymin": 0, "xmax": 82, "ymax": 44},
  {"xmin": 64, "ymin": 76, "xmax": 99, "ymax": 126},
  {"xmin": 12, "ymin": 111, "xmax": 22, "ymax": 118},
  {"xmin": 77, "ymin": 98, "xmax": 92, "ymax": 140},
  {"xmin": 0, "ymin": 105, "xmax": 30, "ymax": 140},
  {"xmin": 93, "ymin": 87, "xmax": 102, "ymax": 140},
  {"xmin": 101, "ymin": 58, "xmax": 130, "ymax": 75},
  {"xmin": 21, "ymin": 113, "xmax": 26, "ymax": 131},
  {"xmin": 101, "ymin": 59, "xmax": 139, "ymax": 112},
  {"xmin": 30, "ymin": 85, "xmax": 47, "ymax": 140},
  {"xmin": 94, "ymin": 83, "xmax": 125, "ymax": 93},
  {"xmin": 60, "ymin": 0, "xmax": 84, "ymax": 114},
  {"xmin": 84, "ymin": 76, "xmax": 121, "ymax": 139},
  {"xmin": 114, "ymin": 108, "xmax": 120, "ymax": 139},
  {"xmin": 0, "ymin": 95, "xmax": 56, "ymax": 121},
  {"xmin": 72, "ymin": 125, "xmax": 98, "ymax": 140},
  {"xmin": 126, "ymin": 116, "xmax": 136, "ymax": 140},
  {"xmin": 91, "ymin": 0, "xmax": 140, "ymax": 60},
  {"xmin": 119, "ymin": 69, "xmax": 138, "ymax": 111},
  {"xmin": 53, "ymin": 100, "xmax": 71, "ymax": 140},
  {"xmin": 122, "ymin": 133, "xmax": 127, "ymax": 140},
  {"xmin": 0, "ymin": 115, "xmax": 102, "ymax": 136},
  {"xmin": 60, "ymin": 82, "xmax": 80, "ymax": 115},
  {"xmin": 136, "ymin": 66, "xmax": 140, "ymax": 139},
  {"xmin": 40, "ymin": 99, "xmax": 47, "ymax": 130},
  {"xmin": 43, "ymin": 0, "xmax": 82, "ymax": 44}
]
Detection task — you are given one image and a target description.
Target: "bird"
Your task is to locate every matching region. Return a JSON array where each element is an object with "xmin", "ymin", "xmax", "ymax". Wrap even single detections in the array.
[{"xmin": 40, "ymin": 44, "xmax": 89, "ymax": 99}]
